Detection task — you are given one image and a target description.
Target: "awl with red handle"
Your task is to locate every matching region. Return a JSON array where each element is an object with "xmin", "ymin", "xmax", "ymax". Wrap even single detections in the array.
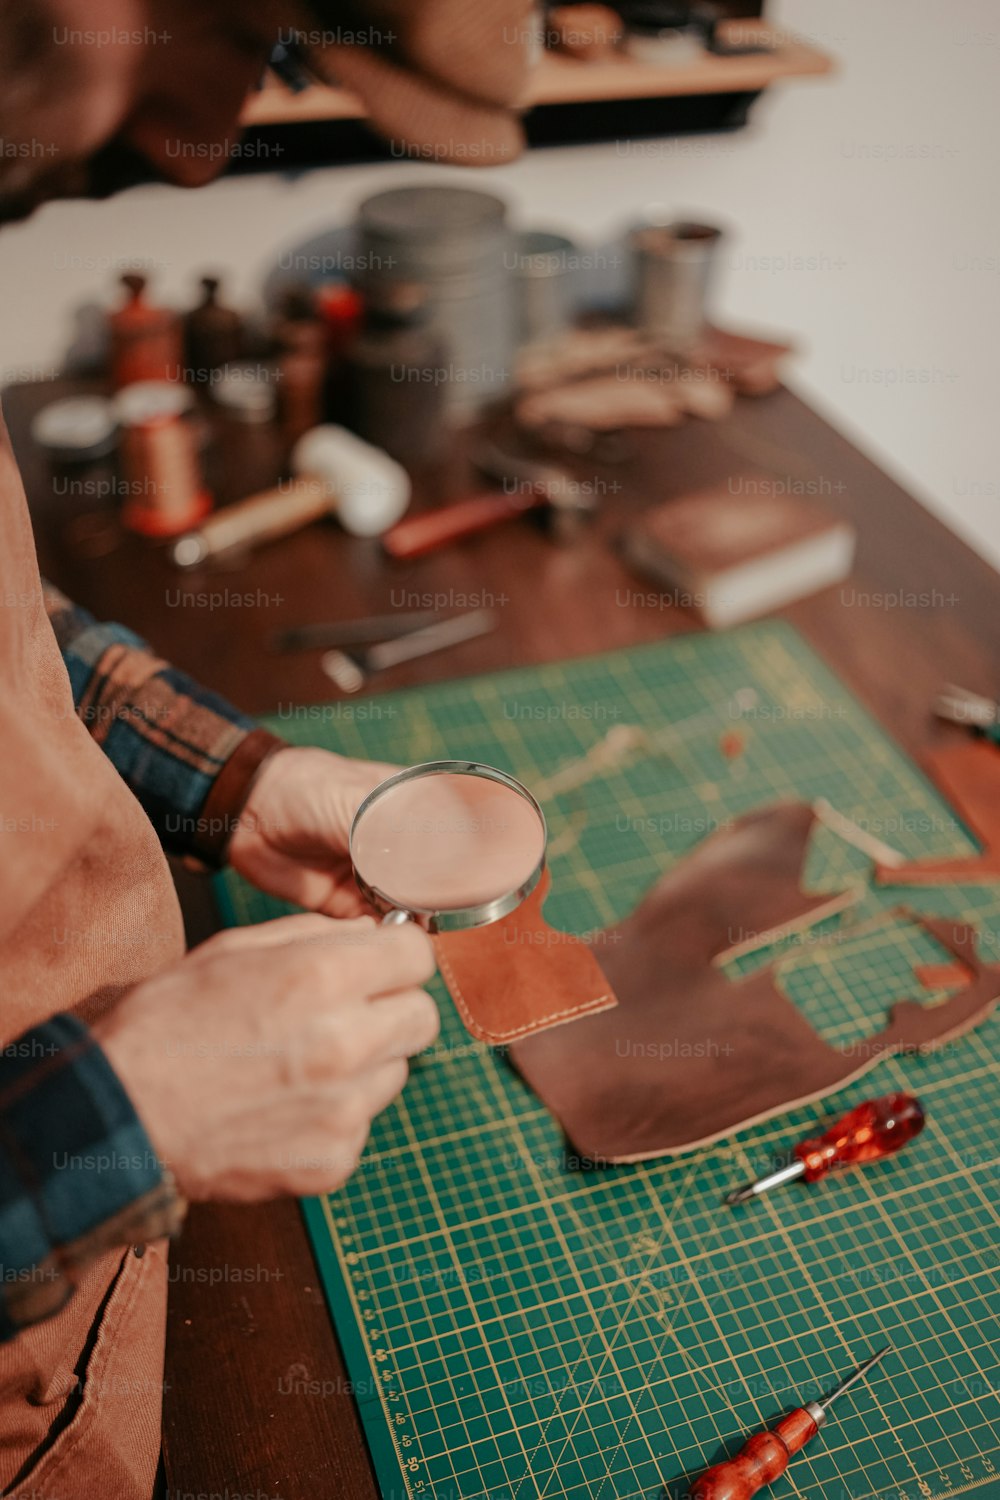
[
  {"xmin": 688, "ymin": 1344, "xmax": 891, "ymax": 1500},
  {"xmin": 724, "ymin": 1093, "xmax": 925, "ymax": 1207}
]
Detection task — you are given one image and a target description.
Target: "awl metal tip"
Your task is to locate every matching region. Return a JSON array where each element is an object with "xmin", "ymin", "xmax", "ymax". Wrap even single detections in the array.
[{"xmin": 819, "ymin": 1342, "xmax": 893, "ymax": 1414}]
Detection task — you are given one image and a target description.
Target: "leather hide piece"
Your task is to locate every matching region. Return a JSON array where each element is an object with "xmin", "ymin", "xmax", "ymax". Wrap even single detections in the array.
[
  {"xmin": 433, "ymin": 868, "xmax": 617, "ymax": 1045},
  {"xmin": 508, "ymin": 803, "xmax": 1000, "ymax": 1163},
  {"xmin": 877, "ymin": 740, "xmax": 1000, "ymax": 884}
]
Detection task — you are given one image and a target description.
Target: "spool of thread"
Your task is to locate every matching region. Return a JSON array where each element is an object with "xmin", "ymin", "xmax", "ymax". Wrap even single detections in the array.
[{"xmin": 121, "ymin": 413, "xmax": 213, "ymax": 538}]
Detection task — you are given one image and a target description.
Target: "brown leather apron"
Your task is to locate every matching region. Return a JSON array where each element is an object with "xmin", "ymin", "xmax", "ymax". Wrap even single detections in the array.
[{"xmin": 0, "ymin": 407, "xmax": 184, "ymax": 1498}]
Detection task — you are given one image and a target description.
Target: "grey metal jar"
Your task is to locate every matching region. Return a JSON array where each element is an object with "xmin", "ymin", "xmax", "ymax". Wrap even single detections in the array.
[
  {"xmin": 510, "ymin": 230, "xmax": 580, "ymax": 352},
  {"xmin": 630, "ymin": 219, "xmax": 725, "ymax": 354},
  {"xmin": 356, "ymin": 184, "xmax": 514, "ymax": 421}
]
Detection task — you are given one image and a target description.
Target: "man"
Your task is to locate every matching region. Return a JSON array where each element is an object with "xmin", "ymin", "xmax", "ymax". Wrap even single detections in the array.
[{"xmin": 0, "ymin": 2, "xmax": 530, "ymax": 1493}]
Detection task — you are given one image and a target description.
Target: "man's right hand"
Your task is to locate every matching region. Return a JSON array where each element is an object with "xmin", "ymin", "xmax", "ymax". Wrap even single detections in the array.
[{"xmin": 97, "ymin": 914, "xmax": 439, "ymax": 1202}]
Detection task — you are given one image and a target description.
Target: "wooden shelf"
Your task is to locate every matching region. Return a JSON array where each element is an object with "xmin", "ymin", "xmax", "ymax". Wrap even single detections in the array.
[{"xmin": 241, "ymin": 21, "xmax": 834, "ymax": 128}]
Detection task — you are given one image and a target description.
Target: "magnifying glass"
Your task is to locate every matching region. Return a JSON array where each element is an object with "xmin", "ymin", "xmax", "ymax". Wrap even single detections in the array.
[{"xmin": 350, "ymin": 760, "xmax": 547, "ymax": 931}]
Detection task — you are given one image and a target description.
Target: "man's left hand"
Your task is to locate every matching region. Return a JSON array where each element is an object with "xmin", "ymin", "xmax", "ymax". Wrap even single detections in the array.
[{"xmin": 229, "ymin": 747, "xmax": 398, "ymax": 916}]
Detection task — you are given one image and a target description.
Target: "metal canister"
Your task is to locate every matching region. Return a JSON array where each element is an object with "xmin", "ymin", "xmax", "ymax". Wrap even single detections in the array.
[
  {"xmin": 630, "ymin": 218, "xmax": 725, "ymax": 354},
  {"xmin": 356, "ymin": 185, "xmax": 514, "ymax": 420},
  {"xmin": 510, "ymin": 230, "xmax": 580, "ymax": 352},
  {"xmin": 210, "ymin": 362, "xmax": 283, "ymax": 495}
]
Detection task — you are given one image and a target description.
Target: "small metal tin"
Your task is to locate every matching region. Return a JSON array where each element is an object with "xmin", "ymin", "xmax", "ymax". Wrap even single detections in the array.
[
  {"xmin": 630, "ymin": 218, "xmax": 725, "ymax": 352},
  {"xmin": 31, "ymin": 396, "xmax": 118, "ymax": 462},
  {"xmin": 113, "ymin": 380, "xmax": 195, "ymax": 428},
  {"xmin": 210, "ymin": 362, "xmax": 279, "ymax": 424}
]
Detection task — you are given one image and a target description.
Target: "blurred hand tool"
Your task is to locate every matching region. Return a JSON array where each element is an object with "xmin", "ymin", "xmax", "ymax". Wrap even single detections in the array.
[
  {"xmin": 171, "ymin": 426, "xmax": 410, "ymax": 568},
  {"xmin": 687, "ymin": 1344, "xmax": 891, "ymax": 1500},
  {"xmin": 381, "ymin": 443, "xmax": 596, "ymax": 560},
  {"xmin": 724, "ymin": 1093, "xmax": 925, "ymax": 1207},
  {"xmin": 934, "ymin": 685, "xmax": 1000, "ymax": 745},
  {"xmin": 322, "ymin": 609, "xmax": 497, "ymax": 693},
  {"xmin": 273, "ymin": 612, "xmax": 443, "ymax": 653}
]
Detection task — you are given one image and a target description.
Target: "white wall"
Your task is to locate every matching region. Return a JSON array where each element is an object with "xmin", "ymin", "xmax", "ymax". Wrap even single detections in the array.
[{"xmin": 2, "ymin": 0, "xmax": 998, "ymax": 566}]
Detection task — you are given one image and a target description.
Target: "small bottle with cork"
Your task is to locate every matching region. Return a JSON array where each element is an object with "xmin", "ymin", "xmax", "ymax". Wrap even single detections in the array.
[
  {"xmin": 184, "ymin": 274, "xmax": 245, "ymax": 377},
  {"xmin": 109, "ymin": 273, "xmax": 183, "ymax": 389}
]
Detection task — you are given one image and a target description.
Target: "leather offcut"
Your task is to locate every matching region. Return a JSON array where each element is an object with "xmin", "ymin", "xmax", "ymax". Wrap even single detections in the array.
[
  {"xmin": 433, "ymin": 868, "xmax": 617, "ymax": 1045},
  {"xmin": 877, "ymin": 740, "xmax": 1000, "ymax": 884},
  {"xmin": 508, "ymin": 802, "xmax": 1000, "ymax": 1163}
]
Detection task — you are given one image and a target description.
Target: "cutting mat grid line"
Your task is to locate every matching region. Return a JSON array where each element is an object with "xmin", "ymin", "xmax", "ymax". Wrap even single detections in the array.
[{"xmin": 218, "ymin": 621, "xmax": 1000, "ymax": 1500}]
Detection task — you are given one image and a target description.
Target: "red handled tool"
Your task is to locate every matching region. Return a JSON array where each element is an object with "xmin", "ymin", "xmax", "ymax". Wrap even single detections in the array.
[
  {"xmin": 688, "ymin": 1344, "xmax": 891, "ymax": 1500},
  {"xmin": 381, "ymin": 490, "xmax": 541, "ymax": 560},
  {"xmin": 723, "ymin": 1093, "xmax": 925, "ymax": 1207},
  {"xmin": 380, "ymin": 443, "xmax": 597, "ymax": 560}
]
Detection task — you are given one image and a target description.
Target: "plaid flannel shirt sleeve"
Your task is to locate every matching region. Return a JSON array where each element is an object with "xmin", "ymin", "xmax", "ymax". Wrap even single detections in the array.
[
  {"xmin": 43, "ymin": 582, "xmax": 285, "ymax": 865},
  {"xmin": 0, "ymin": 588, "xmax": 286, "ymax": 1340},
  {"xmin": 0, "ymin": 1014, "xmax": 184, "ymax": 1339}
]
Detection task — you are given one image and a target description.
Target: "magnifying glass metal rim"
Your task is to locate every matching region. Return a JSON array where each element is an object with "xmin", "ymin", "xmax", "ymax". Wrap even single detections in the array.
[{"xmin": 350, "ymin": 759, "xmax": 547, "ymax": 932}]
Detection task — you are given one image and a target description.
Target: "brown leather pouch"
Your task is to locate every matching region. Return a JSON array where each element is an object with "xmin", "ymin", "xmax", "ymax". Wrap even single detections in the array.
[{"xmin": 433, "ymin": 868, "xmax": 617, "ymax": 1044}]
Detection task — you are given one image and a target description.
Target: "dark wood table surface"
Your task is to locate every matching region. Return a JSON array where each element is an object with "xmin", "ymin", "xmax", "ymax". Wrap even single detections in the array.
[{"xmin": 5, "ymin": 374, "xmax": 998, "ymax": 1499}]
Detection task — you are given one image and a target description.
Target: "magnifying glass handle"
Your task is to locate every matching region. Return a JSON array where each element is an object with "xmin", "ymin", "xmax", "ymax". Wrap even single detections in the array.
[{"xmin": 381, "ymin": 910, "xmax": 412, "ymax": 927}]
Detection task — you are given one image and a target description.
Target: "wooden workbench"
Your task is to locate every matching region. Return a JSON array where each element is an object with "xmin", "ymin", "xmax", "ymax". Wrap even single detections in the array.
[{"xmin": 5, "ymin": 376, "xmax": 998, "ymax": 1499}]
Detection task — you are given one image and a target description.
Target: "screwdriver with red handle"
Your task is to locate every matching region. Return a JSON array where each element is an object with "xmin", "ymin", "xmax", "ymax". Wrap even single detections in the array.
[
  {"xmin": 723, "ymin": 1093, "xmax": 925, "ymax": 1207},
  {"xmin": 688, "ymin": 1344, "xmax": 891, "ymax": 1500}
]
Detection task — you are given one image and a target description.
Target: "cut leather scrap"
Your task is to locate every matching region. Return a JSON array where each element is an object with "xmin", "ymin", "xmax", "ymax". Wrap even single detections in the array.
[
  {"xmin": 433, "ymin": 868, "xmax": 617, "ymax": 1045},
  {"xmin": 654, "ymin": 801, "xmax": 859, "ymax": 967},
  {"xmin": 509, "ymin": 804, "xmax": 1000, "ymax": 1163},
  {"xmin": 877, "ymin": 740, "xmax": 1000, "ymax": 884},
  {"xmin": 869, "ymin": 916, "xmax": 998, "ymax": 1053}
]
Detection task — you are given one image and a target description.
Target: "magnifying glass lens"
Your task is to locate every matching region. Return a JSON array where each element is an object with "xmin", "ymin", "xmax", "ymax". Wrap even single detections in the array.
[{"xmin": 352, "ymin": 770, "xmax": 545, "ymax": 916}]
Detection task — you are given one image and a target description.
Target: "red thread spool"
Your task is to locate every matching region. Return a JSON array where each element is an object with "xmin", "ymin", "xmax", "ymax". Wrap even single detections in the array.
[{"xmin": 121, "ymin": 413, "xmax": 212, "ymax": 538}]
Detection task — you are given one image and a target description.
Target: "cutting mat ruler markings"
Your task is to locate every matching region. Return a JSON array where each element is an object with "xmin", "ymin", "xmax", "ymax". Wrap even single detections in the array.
[{"xmin": 217, "ymin": 621, "xmax": 1000, "ymax": 1500}]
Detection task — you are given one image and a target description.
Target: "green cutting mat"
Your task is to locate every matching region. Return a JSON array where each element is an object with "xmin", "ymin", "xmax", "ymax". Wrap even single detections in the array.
[{"xmin": 217, "ymin": 621, "xmax": 1000, "ymax": 1500}]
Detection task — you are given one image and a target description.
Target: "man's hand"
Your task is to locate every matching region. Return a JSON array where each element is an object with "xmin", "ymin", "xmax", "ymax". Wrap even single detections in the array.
[
  {"xmin": 229, "ymin": 747, "xmax": 399, "ymax": 916},
  {"xmin": 97, "ymin": 913, "xmax": 438, "ymax": 1201}
]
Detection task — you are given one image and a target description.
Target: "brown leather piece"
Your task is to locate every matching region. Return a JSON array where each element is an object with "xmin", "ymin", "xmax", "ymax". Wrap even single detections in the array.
[
  {"xmin": 692, "ymin": 325, "xmax": 795, "ymax": 396},
  {"xmin": 433, "ymin": 868, "xmax": 617, "ymax": 1044},
  {"xmin": 876, "ymin": 740, "xmax": 1000, "ymax": 884},
  {"xmin": 870, "ymin": 916, "xmax": 998, "ymax": 1051},
  {"xmin": 509, "ymin": 803, "xmax": 1000, "ymax": 1163},
  {"xmin": 515, "ymin": 369, "xmax": 735, "ymax": 434}
]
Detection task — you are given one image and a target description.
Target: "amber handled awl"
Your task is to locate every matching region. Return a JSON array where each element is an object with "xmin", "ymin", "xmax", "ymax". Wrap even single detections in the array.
[
  {"xmin": 688, "ymin": 1344, "xmax": 892, "ymax": 1500},
  {"xmin": 724, "ymin": 1093, "xmax": 925, "ymax": 1207}
]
